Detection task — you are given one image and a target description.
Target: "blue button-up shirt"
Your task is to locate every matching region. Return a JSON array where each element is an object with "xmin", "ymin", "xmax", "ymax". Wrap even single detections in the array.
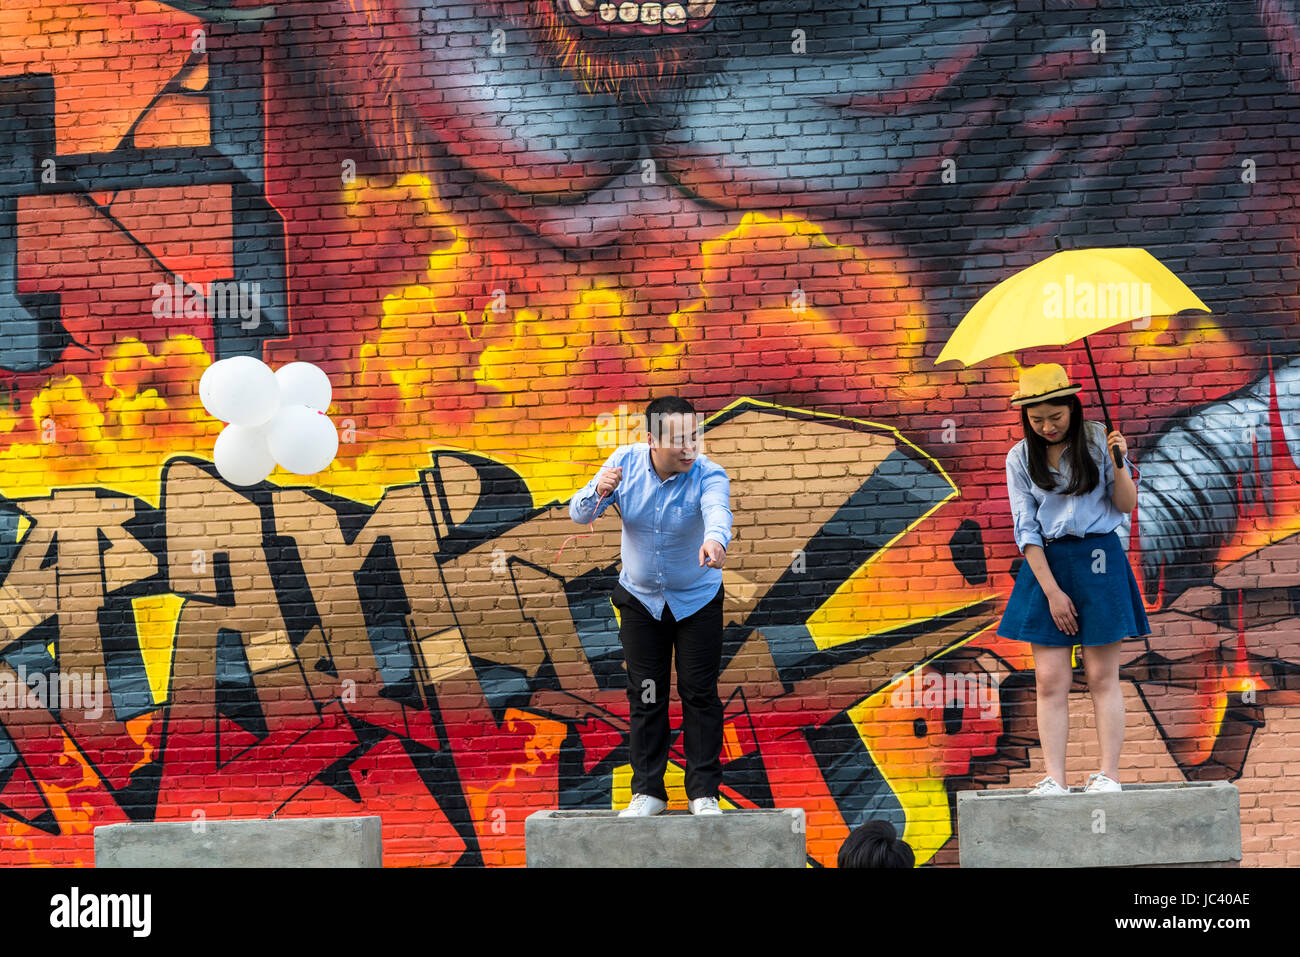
[
  {"xmin": 1006, "ymin": 420, "xmax": 1141, "ymax": 554},
  {"xmin": 570, "ymin": 443, "xmax": 733, "ymax": 620}
]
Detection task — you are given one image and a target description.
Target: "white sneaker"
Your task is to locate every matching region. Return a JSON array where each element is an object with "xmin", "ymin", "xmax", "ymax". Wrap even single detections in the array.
[
  {"xmin": 1027, "ymin": 775, "xmax": 1069, "ymax": 796},
  {"xmin": 689, "ymin": 796, "xmax": 722, "ymax": 816},
  {"xmin": 619, "ymin": 793, "xmax": 667, "ymax": 817},
  {"xmin": 1084, "ymin": 772, "xmax": 1122, "ymax": 793}
]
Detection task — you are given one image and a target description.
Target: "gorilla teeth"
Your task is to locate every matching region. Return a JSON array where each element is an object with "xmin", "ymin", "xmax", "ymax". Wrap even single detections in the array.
[{"xmin": 570, "ymin": 0, "xmax": 707, "ymax": 26}]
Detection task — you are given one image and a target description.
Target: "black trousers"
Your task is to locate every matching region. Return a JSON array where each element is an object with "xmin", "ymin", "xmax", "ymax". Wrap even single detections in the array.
[{"xmin": 611, "ymin": 581, "xmax": 725, "ymax": 802}]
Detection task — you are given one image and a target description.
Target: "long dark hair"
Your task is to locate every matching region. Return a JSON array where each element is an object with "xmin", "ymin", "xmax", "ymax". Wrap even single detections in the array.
[{"xmin": 1021, "ymin": 394, "xmax": 1100, "ymax": 496}]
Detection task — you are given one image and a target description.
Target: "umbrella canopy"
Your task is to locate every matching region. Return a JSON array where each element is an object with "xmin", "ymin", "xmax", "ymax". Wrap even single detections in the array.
[
  {"xmin": 936, "ymin": 248, "xmax": 1210, "ymax": 367},
  {"xmin": 936, "ymin": 247, "xmax": 1211, "ymax": 467}
]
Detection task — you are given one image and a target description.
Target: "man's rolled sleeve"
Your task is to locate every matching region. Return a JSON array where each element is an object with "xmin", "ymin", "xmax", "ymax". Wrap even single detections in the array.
[
  {"xmin": 700, "ymin": 466, "xmax": 733, "ymax": 550},
  {"xmin": 1006, "ymin": 451, "xmax": 1044, "ymax": 554},
  {"xmin": 570, "ymin": 448, "xmax": 624, "ymax": 525}
]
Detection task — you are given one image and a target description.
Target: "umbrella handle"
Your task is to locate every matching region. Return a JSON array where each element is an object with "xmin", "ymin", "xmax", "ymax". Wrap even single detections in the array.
[{"xmin": 1081, "ymin": 337, "xmax": 1126, "ymax": 470}]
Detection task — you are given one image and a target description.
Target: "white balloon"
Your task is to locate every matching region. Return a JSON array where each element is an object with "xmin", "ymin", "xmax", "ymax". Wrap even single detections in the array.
[
  {"xmin": 268, "ymin": 405, "xmax": 339, "ymax": 475},
  {"xmin": 214, "ymin": 423, "xmax": 276, "ymax": 487},
  {"xmin": 211, "ymin": 355, "xmax": 280, "ymax": 427},
  {"xmin": 199, "ymin": 360, "xmax": 230, "ymax": 420},
  {"xmin": 275, "ymin": 362, "xmax": 332, "ymax": 412}
]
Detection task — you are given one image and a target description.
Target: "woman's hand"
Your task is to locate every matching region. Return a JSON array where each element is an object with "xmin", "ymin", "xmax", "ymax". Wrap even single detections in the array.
[
  {"xmin": 1046, "ymin": 587, "xmax": 1078, "ymax": 636},
  {"xmin": 1107, "ymin": 429, "xmax": 1138, "ymax": 512}
]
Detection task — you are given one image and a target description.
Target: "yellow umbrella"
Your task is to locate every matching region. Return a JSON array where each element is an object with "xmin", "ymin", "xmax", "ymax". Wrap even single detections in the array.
[{"xmin": 936, "ymin": 247, "xmax": 1210, "ymax": 465}]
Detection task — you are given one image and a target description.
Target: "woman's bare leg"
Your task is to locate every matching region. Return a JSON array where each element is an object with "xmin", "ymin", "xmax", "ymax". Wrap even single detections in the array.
[
  {"xmin": 1081, "ymin": 641, "xmax": 1125, "ymax": 780},
  {"xmin": 1033, "ymin": 644, "xmax": 1075, "ymax": 787}
]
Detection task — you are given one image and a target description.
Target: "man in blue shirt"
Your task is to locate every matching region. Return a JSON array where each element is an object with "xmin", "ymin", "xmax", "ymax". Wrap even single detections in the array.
[{"xmin": 570, "ymin": 396, "xmax": 733, "ymax": 816}]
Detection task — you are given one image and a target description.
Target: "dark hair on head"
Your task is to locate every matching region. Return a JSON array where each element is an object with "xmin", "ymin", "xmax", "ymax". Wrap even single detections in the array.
[
  {"xmin": 645, "ymin": 396, "xmax": 696, "ymax": 444},
  {"xmin": 837, "ymin": 819, "xmax": 915, "ymax": 869},
  {"xmin": 1020, "ymin": 393, "xmax": 1099, "ymax": 496}
]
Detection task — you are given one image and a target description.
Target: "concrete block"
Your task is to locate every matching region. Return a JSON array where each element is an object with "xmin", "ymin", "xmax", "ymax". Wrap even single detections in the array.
[
  {"xmin": 525, "ymin": 808, "xmax": 806, "ymax": 867},
  {"xmin": 94, "ymin": 816, "xmax": 383, "ymax": 868},
  {"xmin": 957, "ymin": 781, "xmax": 1241, "ymax": 867}
]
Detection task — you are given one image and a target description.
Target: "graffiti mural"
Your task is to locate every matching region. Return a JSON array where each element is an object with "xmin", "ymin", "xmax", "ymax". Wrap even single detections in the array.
[{"xmin": 1, "ymin": 0, "xmax": 1299, "ymax": 865}]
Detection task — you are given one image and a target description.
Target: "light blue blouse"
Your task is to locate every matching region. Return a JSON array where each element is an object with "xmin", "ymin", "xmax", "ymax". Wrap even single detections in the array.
[{"xmin": 1006, "ymin": 420, "xmax": 1141, "ymax": 554}]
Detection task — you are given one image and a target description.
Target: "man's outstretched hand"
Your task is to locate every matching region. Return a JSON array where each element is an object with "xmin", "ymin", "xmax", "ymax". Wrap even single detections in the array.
[{"xmin": 699, "ymin": 540, "xmax": 726, "ymax": 569}]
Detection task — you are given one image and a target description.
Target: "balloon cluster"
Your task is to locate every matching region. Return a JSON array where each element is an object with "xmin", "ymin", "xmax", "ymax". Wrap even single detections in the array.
[{"xmin": 199, "ymin": 357, "xmax": 339, "ymax": 487}]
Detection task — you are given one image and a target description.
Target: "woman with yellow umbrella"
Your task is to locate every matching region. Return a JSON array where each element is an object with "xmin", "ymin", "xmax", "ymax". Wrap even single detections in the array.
[
  {"xmin": 996, "ymin": 362, "xmax": 1150, "ymax": 795},
  {"xmin": 937, "ymin": 247, "xmax": 1206, "ymax": 796}
]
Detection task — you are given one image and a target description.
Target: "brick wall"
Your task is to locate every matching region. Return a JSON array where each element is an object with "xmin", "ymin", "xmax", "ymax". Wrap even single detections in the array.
[{"xmin": 0, "ymin": 0, "xmax": 1297, "ymax": 866}]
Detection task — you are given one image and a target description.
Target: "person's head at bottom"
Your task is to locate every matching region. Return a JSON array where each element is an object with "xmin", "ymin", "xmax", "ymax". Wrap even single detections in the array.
[{"xmin": 837, "ymin": 819, "xmax": 916, "ymax": 869}]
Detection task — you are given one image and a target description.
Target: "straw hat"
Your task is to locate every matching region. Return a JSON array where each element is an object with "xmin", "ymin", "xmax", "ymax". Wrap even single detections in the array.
[{"xmin": 1010, "ymin": 363, "xmax": 1082, "ymax": 407}]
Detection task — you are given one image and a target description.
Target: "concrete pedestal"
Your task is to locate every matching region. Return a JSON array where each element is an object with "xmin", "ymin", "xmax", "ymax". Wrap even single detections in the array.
[
  {"xmin": 525, "ymin": 808, "xmax": 807, "ymax": 867},
  {"xmin": 94, "ymin": 816, "xmax": 383, "ymax": 868},
  {"xmin": 957, "ymin": 781, "xmax": 1241, "ymax": 867}
]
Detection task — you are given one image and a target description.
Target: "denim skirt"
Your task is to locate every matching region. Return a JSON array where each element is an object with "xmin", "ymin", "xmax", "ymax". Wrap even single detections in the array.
[{"xmin": 997, "ymin": 530, "xmax": 1151, "ymax": 647}]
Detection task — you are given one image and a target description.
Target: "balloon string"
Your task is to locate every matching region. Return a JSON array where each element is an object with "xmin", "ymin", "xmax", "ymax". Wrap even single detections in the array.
[
  {"xmin": 345, "ymin": 427, "xmax": 610, "ymax": 470},
  {"xmin": 347, "ymin": 426, "xmax": 616, "ymax": 564},
  {"xmin": 553, "ymin": 490, "xmax": 610, "ymax": 563}
]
